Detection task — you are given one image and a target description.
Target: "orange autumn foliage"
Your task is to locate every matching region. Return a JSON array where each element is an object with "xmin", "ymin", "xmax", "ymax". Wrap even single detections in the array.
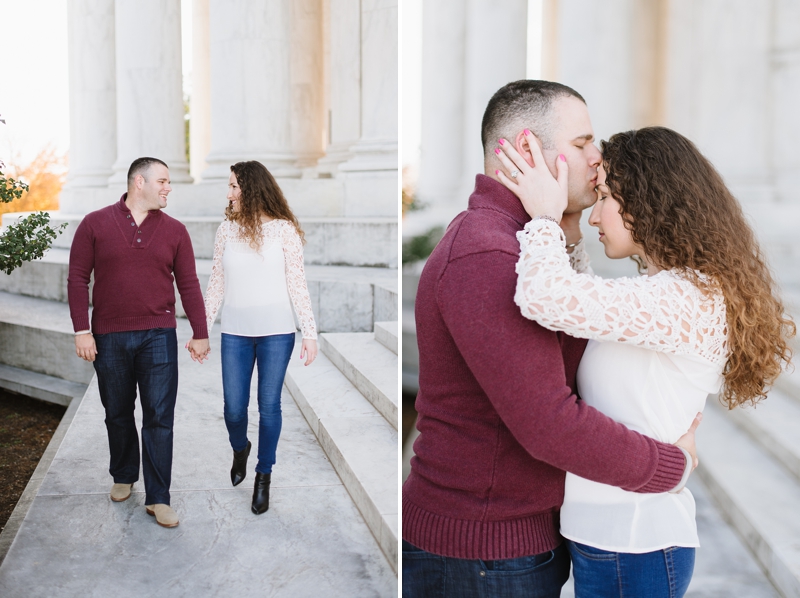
[{"xmin": 0, "ymin": 147, "xmax": 67, "ymax": 215}]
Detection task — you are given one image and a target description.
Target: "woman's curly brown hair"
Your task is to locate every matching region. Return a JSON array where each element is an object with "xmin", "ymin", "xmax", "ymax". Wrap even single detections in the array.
[
  {"xmin": 225, "ymin": 161, "xmax": 305, "ymax": 250},
  {"xmin": 601, "ymin": 126, "xmax": 795, "ymax": 409}
]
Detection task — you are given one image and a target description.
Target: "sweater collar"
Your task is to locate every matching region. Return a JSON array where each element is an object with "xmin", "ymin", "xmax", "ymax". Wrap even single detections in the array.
[
  {"xmin": 468, "ymin": 174, "xmax": 531, "ymax": 228},
  {"xmin": 116, "ymin": 193, "xmax": 162, "ymax": 218}
]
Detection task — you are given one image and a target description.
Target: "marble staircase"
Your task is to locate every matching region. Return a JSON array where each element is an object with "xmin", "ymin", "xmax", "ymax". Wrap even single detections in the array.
[{"xmin": 284, "ymin": 321, "xmax": 399, "ymax": 573}]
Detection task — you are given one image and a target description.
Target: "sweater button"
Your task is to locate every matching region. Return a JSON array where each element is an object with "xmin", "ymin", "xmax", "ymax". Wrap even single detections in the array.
[
  {"xmin": 137, "ymin": 239, "xmax": 141, "ymax": 243},
  {"xmin": 138, "ymin": 230, "xmax": 141, "ymax": 233},
  {"xmin": 126, "ymin": 215, "xmax": 130, "ymax": 218},
  {"xmin": 131, "ymin": 222, "xmax": 135, "ymax": 226}
]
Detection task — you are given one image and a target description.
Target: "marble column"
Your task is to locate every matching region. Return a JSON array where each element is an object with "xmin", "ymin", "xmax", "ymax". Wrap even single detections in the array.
[
  {"xmin": 190, "ymin": 0, "xmax": 211, "ymax": 182},
  {"xmin": 416, "ymin": 0, "xmax": 527, "ymax": 216},
  {"xmin": 63, "ymin": 0, "xmax": 117, "ymax": 198},
  {"xmin": 415, "ymin": 0, "xmax": 466, "ymax": 213},
  {"xmin": 318, "ymin": 0, "xmax": 362, "ymax": 172},
  {"xmin": 109, "ymin": 0, "xmax": 191, "ymax": 185},
  {"xmin": 771, "ymin": 0, "xmax": 800, "ymax": 205},
  {"xmin": 203, "ymin": 0, "xmax": 297, "ymax": 181},
  {"xmin": 555, "ymin": 0, "xmax": 637, "ymax": 144},
  {"xmin": 290, "ymin": 0, "xmax": 326, "ymax": 169},
  {"xmin": 336, "ymin": 0, "xmax": 398, "ymax": 215},
  {"xmin": 664, "ymin": 0, "xmax": 772, "ymax": 203}
]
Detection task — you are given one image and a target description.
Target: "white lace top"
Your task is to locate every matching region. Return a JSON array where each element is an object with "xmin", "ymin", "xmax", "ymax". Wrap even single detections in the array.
[
  {"xmin": 204, "ymin": 219, "xmax": 317, "ymax": 340},
  {"xmin": 515, "ymin": 218, "xmax": 728, "ymax": 553}
]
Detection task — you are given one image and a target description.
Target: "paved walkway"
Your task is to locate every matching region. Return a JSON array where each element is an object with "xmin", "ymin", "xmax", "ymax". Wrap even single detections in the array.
[{"xmin": 0, "ymin": 321, "xmax": 395, "ymax": 597}]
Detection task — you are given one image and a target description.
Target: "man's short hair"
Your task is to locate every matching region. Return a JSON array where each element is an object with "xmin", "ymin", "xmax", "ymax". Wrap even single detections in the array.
[
  {"xmin": 127, "ymin": 157, "xmax": 169, "ymax": 188},
  {"xmin": 481, "ymin": 80, "xmax": 585, "ymax": 158}
]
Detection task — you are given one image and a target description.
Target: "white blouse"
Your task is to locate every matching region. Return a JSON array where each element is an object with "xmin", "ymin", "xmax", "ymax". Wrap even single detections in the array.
[
  {"xmin": 515, "ymin": 218, "xmax": 728, "ymax": 553},
  {"xmin": 204, "ymin": 219, "xmax": 317, "ymax": 340}
]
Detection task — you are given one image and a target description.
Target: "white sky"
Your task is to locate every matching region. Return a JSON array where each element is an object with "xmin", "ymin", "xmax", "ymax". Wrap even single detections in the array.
[{"xmin": 0, "ymin": 0, "xmax": 193, "ymax": 167}]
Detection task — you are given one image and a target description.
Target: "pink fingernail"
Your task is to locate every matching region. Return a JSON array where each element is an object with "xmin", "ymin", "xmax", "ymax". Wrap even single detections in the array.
[
  {"xmin": 495, "ymin": 148, "xmax": 501, "ymax": 154},
  {"xmin": 559, "ymin": 154, "xmax": 566, "ymax": 162},
  {"xmin": 495, "ymin": 169, "xmax": 500, "ymax": 175},
  {"xmin": 498, "ymin": 139, "xmax": 505, "ymax": 145},
  {"xmin": 524, "ymin": 129, "xmax": 531, "ymax": 135}
]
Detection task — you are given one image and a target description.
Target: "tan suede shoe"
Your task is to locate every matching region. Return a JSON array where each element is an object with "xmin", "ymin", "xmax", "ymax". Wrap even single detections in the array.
[
  {"xmin": 145, "ymin": 504, "xmax": 179, "ymax": 528},
  {"xmin": 110, "ymin": 483, "xmax": 133, "ymax": 502}
]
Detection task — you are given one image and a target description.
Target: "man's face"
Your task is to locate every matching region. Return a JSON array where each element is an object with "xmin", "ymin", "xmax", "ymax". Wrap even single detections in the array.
[
  {"xmin": 138, "ymin": 163, "xmax": 171, "ymax": 210},
  {"xmin": 541, "ymin": 96, "xmax": 601, "ymax": 213}
]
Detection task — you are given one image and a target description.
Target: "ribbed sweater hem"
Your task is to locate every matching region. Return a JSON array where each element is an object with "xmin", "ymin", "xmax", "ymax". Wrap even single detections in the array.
[
  {"xmin": 91, "ymin": 315, "xmax": 178, "ymax": 335},
  {"xmin": 637, "ymin": 443, "xmax": 687, "ymax": 493},
  {"xmin": 402, "ymin": 495, "xmax": 561, "ymax": 560}
]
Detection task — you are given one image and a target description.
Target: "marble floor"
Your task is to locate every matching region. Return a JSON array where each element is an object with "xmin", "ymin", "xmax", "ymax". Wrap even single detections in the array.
[{"xmin": 0, "ymin": 322, "xmax": 396, "ymax": 597}]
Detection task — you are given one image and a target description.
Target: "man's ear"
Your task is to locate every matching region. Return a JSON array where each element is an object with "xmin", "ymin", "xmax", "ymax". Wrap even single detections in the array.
[
  {"xmin": 135, "ymin": 174, "xmax": 144, "ymax": 190},
  {"xmin": 514, "ymin": 130, "xmax": 538, "ymax": 168}
]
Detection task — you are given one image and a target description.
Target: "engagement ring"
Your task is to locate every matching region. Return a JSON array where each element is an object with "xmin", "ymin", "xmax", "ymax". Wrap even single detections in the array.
[{"xmin": 511, "ymin": 169, "xmax": 519, "ymax": 178}]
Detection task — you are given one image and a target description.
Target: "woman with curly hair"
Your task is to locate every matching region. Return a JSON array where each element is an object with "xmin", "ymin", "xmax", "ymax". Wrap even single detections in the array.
[
  {"xmin": 201, "ymin": 160, "xmax": 317, "ymax": 515},
  {"xmin": 495, "ymin": 127, "xmax": 794, "ymax": 597}
]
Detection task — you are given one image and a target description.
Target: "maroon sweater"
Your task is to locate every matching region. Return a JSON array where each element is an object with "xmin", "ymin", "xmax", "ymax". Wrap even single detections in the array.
[
  {"xmin": 67, "ymin": 195, "xmax": 208, "ymax": 339},
  {"xmin": 402, "ymin": 175, "xmax": 686, "ymax": 560}
]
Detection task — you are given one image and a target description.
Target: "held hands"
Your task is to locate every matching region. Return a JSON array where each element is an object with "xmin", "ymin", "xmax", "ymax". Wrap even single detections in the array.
[
  {"xmin": 494, "ymin": 130, "xmax": 569, "ymax": 222},
  {"xmin": 75, "ymin": 333, "xmax": 97, "ymax": 362},
  {"xmin": 185, "ymin": 338, "xmax": 211, "ymax": 364},
  {"xmin": 300, "ymin": 339, "xmax": 318, "ymax": 366},
  {"xmin": 675, "ymin": 412, "xmax": 703, "ymax": 471}
]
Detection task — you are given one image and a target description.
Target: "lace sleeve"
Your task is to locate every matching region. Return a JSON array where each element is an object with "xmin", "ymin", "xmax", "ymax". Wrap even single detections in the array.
[
  {"xmin": 514, "ymin": 219, "xmax": 727, "ymax": 364},
  {"xmin": 281, "ymin": 223, "xmax": 318, "ymax": 340},
  {"xmin": 204, "ymin": 222, "xmax": 226, "ymax": 332},
  {"xmin": 568, "ymin": 236, "xmax": 592, "ymax": 274}
]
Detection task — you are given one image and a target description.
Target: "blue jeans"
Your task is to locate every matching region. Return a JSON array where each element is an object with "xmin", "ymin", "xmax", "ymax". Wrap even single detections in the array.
[
  {"xmin": 220, "ymin": 332, "xmax": 295, "ymax": 474},
  {"xmin": 402, "ymin": 540, "xmax": 570, "ymax": 597},
  {"xmin": 93, "ymin": 328, "xmax": 178, "ymax": 506},
  {"xmin": 567, "ymin": 540, "xmax": 695, "ymax": 598}
]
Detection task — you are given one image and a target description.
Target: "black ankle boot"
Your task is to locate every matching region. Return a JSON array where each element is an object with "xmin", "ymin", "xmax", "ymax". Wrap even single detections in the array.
[
  {"xmin": 251, "ymin": 472, "xmax": 271, "ymax": 514},
  {"xmin": 230, "ymin": 440, "xmax": 251, "ymax": 487}
]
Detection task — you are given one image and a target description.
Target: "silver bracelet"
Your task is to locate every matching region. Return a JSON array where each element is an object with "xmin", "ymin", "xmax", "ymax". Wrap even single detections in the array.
[
  {"xmin": 565, "ymin": 238, "xmax": 583, "ymax": 250},
  {"xmin": 532, "ymin": 215, "xmax": 560, "ymax": 226}
]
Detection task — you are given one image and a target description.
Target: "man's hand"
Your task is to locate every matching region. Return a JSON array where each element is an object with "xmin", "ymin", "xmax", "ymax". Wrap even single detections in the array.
[
  {"xmin": 186, "ymin": 338, "xmax": 211, "ymax": 364},
  {"xmin": 675, "ymin": 412, "xmax": 703, "ymax": 470},
  {"xmin": 75, "ymin": 333, "xmax": 97, "ymax": 362},
  {"xmin": 300, "ymin": 339, "xmax": 318, "ymax": 366}
]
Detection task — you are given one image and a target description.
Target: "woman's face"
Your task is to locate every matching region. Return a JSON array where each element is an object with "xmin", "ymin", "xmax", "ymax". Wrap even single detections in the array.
[
  {"xmin": 227, "ymin": 172, "xmax": 242, "ymax": 211},
  {"xmin": 588, "ymin": 166, "xmax": 641, "ymax": 260}
]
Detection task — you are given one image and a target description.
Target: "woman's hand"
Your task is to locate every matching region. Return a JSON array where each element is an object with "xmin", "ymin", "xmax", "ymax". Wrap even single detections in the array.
[
  {"xmin": 300, "ymin": 339, "xmax": 318, "ymax": 366},
  {"xmin": 495, "ymin": 129, "xmax": 569, "ymax": 222}
]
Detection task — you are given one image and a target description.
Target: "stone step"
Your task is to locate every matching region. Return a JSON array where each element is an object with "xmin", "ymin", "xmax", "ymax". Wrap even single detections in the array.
[
  {"xmin": 722, "ymin": 388, "xmax": 800, "ymax": 484},
  {"xmin": 2, "ymin": 212, "xmax": 397, "ymax": 267},
  {"xmin": 319, "ymin": 332, "xmax": 398, "ymax": 429},
  {"xmin": 0, "ymin": 291, "xmax": 94, "ymax": 385},
  {"xmin": 374, "ymin": 321, "xmax": 398, "ymax": 355},
  {"xmin": 0, "ymin": 364, "xmax": 87, "ymax": 407},
  {"xmin": 696, "ymin": 401, "xmax": 800, "ymax": 597},
  {"xmin": 0, "ymin": 249, "xmax": 398, "ymax": 334},
  {"xmin": 283, "ymin": 342, "xmax": 397, "ymax": 572}
]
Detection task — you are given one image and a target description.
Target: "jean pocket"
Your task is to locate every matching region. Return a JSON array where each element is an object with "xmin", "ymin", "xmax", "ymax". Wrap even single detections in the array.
[{"xmin": 567, "ymin": 540, "xmax": 618, "ymax": 561}]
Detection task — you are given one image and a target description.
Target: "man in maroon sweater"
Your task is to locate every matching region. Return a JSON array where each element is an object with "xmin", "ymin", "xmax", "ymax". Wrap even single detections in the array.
[
  {"xmin": 68, "ymin": 157, "xmax": 209, "ymax": 528},
  {"xmin": 402, "ymin": 81, "xmax": 699, "ymax": 596}
]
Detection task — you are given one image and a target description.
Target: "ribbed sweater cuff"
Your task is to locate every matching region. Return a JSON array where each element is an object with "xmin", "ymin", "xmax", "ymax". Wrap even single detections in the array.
[
  {"xmin": 91, "ymin": 315, "xmax": 177, "ymax": 335},
  {"xmin": 402, "ymin": 495, "xmax": 560, "ymax": 560},
  {"xmin": 72, "ymin": 316, "xmax": 90, "ymax": 333},
  {"xmin": 637, "ymin": 442, "xmax": 687, "ymax": 493}
]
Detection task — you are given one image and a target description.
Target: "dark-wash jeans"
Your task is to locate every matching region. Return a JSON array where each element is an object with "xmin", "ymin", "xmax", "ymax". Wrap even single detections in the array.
[
  {"xmin": 93, "ymin": 328, "xmax": 178, "ymax": 506},
  {"xmin": 402, "ymin": 540, "xmax": 570, "ymax": 597},
  {"xmin": 220, "ymin": 332, "xmax": 295, "ymax": 475},
  {"xmin": 567, "ymin": 540, "xmax": 695, "ymax": 598}
]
